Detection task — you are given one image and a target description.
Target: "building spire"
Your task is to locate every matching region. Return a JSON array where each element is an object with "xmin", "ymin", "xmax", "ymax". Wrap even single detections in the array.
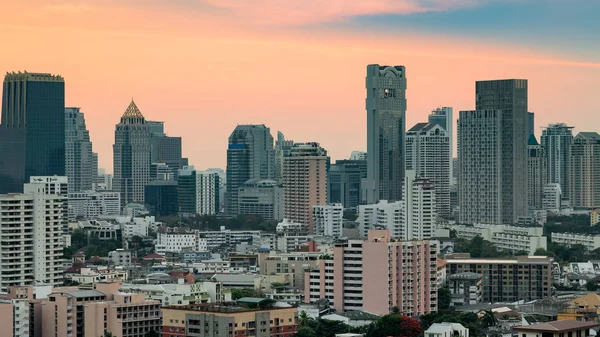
[{"xmin": 121, "ymin": 99, "xmax": 144, "ymax": 119}]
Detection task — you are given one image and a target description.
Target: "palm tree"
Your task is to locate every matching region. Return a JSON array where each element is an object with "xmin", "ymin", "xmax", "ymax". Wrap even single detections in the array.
[
  {"xmin": 299, "ymin": 310, "xmax": 313, "ymax": 328},
  {"xmin": 481, "ymin": 310, "xmax": 498, "ymax": 327}
]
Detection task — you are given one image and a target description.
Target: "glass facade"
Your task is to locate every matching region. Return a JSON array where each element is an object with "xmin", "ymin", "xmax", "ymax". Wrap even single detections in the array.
[{"xmin": 144, "ymin": 181, "xmax": 178, "ymax": 216}]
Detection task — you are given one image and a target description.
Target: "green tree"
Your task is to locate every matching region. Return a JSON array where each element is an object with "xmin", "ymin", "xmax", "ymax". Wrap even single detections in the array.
[
  {"xmin": 299, "ymin": 310, "xmax": 312, "ymax": 328},
  {"xmin": 438, "ymin": 287, "xmax": 451, "ymax": 311},
  {"xmin": 391, "ymin": 306, "xmax": 400, "ymax": 314},
  {"xmin": 585, "ymin": 280, "xmax": 597, "ymax": 291},
  {"xmin": 296, "ymin": 327, "xmax": 317, "ymax": 337},
  {"xmin": 481, "ymin": 310, "xmax": 498, "ymax": 327},
  {"xmin": 102, "ymin": 332, "xmax": 115, "ymax": 337}
]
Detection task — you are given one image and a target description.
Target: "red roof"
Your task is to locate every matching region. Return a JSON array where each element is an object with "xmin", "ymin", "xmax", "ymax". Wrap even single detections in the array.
[
  {"xmin": 73, "ymin": 252, "xmax": 85, "ymax": 258},
  {"xmin": 87, "ymin": 256, "xmax": 104, "ymax": 263}
]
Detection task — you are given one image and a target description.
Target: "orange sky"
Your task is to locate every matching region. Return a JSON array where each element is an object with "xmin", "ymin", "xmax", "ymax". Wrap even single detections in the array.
[{"xmin": 1, "ymin": 1, "xmax": 599, "ymax": 172}]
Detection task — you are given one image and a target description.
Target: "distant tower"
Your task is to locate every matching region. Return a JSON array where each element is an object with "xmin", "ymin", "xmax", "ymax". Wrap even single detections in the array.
[
  {"xmin": 528, "ymin": 112, "xmax": 535, "ymax": 136},
  {"xmin": 428, "ymin": 107, "xmax": 453, "ymax": 179},
  {"xmin": 65, "ymin": 107, "xmax": 97, "ymax": 193},
  {"xmin": 113, "ymin": 100, "xmax": 151, "ymax": 206},
  {"xmin": 0, "ymin": 72, "xmax": 65, "ymax": 193},
  {"xmin": 527, "ymin": 135, "xmax": 547, "ymax": 210},
  {"xmin": 364, "ymin": 64, "xmax": 407, "ymax": 204},
  {"xmin": 570, "ymin": 132, "xmax": 600, "ymax": 209},
  {"xmin": 541, "ymin": 123, "xmax": 574, "ymax": 201},
  {"xmin": 274, "ymin": 131, "xmax": 293, "ymax": 184}
]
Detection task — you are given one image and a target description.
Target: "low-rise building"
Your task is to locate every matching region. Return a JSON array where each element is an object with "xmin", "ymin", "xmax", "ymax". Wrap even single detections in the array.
[
  {"xmin": 120, "ymin": 283, "xmax": 212, "ymax": 305},
  {"xmin": 321, "ymin": 311, "xmax": 380, "ymax": 328},
  {"xmin": 266, "ymin": 286, "xmax": 304, "ymax": 305},
  {"xmin": 425, "ymin": 322, "xmax": 469, "ymax": 337},
  {"xmin": 108, "ymin": 249, "xmax": 134, "ymax": 266},
  {"xmin": 156, "ymin": 231, "xmax": 206, "ymax": 255},
  {"xmin": 448, "ymin": 272, "xmax": 483, "ymax": 306},
  {"xmin": 65, "ymin": 267, "xmax": 128, "ymax": 284},
  {"xmin": 180, "ymin": 251, "xmax": 213, "ymax": 263},
  {"xmin": 552, "ymin": 233, "xmax": 600, "ymax": 251},
  {"xmin": 259, "ymin": 251, "xmax": 320, "ymax": 290},
  {"xmin": 513, "ymin": 320, "xmax": 599, "ymax": 337}
]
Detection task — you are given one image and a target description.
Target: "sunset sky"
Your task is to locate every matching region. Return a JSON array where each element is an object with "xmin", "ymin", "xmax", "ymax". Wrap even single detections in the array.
[{"xmin": 1, "ymin": 0, "xmax": 599, "ymax": 173}]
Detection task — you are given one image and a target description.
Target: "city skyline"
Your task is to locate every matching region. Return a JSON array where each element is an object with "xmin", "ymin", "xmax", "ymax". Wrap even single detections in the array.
[{"xmin": 1, "ymin": 1, "xmax": 599, "ymax": 173}]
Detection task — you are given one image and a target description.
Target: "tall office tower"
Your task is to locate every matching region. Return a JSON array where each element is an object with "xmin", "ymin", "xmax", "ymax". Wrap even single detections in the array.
[
  {"xmin": 0, "ymin": 72, "xmax": 65, "ymax": 194},
  {"xmin": 148, "ymin": 120, "xmax": 184, "ymax": 178},
  {"xmin": 274, "ymin": 131, "xmax": 294, "ymax": 183},
  {"xmin": 197, "ymin": 170, "xmax": 220, "ymax": 215},
  {"xmin": 541, "ymin": 123, "xmax": 574, "ymax": 201},
  {"xmin": 283, "ymin": 142, "xmax": 328, "ymax": 232},
  {"xmin": 205, "ymin": 168, "xmax": 226, "ymax": 213},
  {"xmin": 364, "ymin": 65, "xmax": 407, "ymax": 203},
  {"xmin": 527, "ymin": 135, "xmax": 547, "ymax": 210},
  {"xmin": 113, "ymin": 100, "xmax": 151, "ymax": 206},
  {"xmin": 65, "ymin": 107, "xmax": 97, "ymax": 192},
  {"xmin": 406, "ymin": 122, "xmax": 450, "ymax": 218},
  {"xmin": 458, "ymin": 79, "xmax": 528, "ymax": 224},
  {"xmin": 528, "ymin": 112, "xmax": 535, "ymax": 136},
  {"xmin": 177, "ymin": 166, "xmax": 197, "ymax": 216},
  {"xmin": 328, "ymin": 159, "xmax": 367, "ymax": 209},
  {"xmin": 429, "ymin": 107, "xmax": 454, "ymax": 179},
  {"xmin": 570, "ymin": 132, "xmax": 600, "ymax": 209},
  {"xmin": 225, "ymin": 124, "xmax": 275, "ymax": 215},
  {"xmin": 0, "ymin": 185, "xmax": 66, "ymax": 291}
]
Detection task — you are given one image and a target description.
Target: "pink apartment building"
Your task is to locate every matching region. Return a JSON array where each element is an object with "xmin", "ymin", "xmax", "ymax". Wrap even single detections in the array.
[{"xmin": 305, "ymin": 229, "xmax": 438, "ymax": 316}]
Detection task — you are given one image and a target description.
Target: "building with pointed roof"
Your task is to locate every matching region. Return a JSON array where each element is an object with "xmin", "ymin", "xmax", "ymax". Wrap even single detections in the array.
[{"xmin": 113, "ymin": 100, "xmax": 151, "ymax": 207}]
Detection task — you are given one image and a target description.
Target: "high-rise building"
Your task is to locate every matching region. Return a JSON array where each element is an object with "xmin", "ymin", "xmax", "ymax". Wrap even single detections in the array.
[
  {"xmin": 570, "ymin": 132, "xmax": 600, "ymax": 209},
  {"xmin": 65, "ymin": 107, "xmax": 97, "ymax": 193},
  {"xmin": 350, "ymin": 151, "xmax": 367, "ymax": 161},
  {"xmin": 148, "ymin": 120, "xmax": 184, "ymax": 178},
  {"xmin": 274, "ymin": 131, "xmax": 294, "ymax": 183},
  {"xmin": 0, "ymin": 72, "xmax": 65, "ymax": 194},
  {"xmin": 177, "ymin": 166, "xmax": 197, "ymax": 216},
  {"xmin": 225, "ymin": 124, "xmax": 275, "ymax": 215},
  {"xmin": 204, "ymin": 168, "xmax": 226, "ymax": 213},
  {"xmin": 283, "ymin": 142, "xmax": 328, "ymax": 232},
  {"xmin": 403, "ymin": 171, "xmax": 436, "ymax": 240},
  {"xmin": 305, "ymin": 230, "xmax": 438, "ymax": 316},
  {"xmin": 527, "ymin": 135, "xmax": 547, "ymax": 210},
  {"xmin": 113, "ymin": 100, "xmax": 151, "ymax": 206},
  {"xmin": 541, "ymin": 123, "xmax": 574, "ymax": 201},
  {"xmin": 327, "ymin": 159, "xmax": 367, "ymax": 209},
  {"xmin": 197, "ymin": 170, "xmax": 220, "ymax": 216},
  {"xmin": 406, "ymin": 122, "xmax": 450, "ymax": 218},
  {"xmin": 237, "ymin": 179, "xmax": 283, "ymax": 220},
  {"xmin": 0, "ymin": 186, "xmax": 66, "ymax": 291},
  {"xmin": 429, "ymin": 107, "xmax": 454, "ymax": 179},
  {"xmin": 528, "ymin": 112, "xmax": 535, "ymax": 136},
  {"xmin": 68, "ymin": 190, "xmax": 121, "ymax": 221},
  {"xmin": 364, "ymin": 65, "xmax": 407, "ymax": 203},
  {"xmin": 458, "ymin": 79, "xmax": 528, "ymax": 224},
  {"xmin": 144, "ymin": 180, "xmax": 179, "ymax": 216},
  {"xmin": 312, "ymin": 203, "xmax": 343, "ymax": 237}
]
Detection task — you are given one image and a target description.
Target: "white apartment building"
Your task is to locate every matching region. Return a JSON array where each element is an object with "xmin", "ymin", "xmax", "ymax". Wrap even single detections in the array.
[
  {"xmin": 28, "ymin": 176, "xmax": 68, "ymax": 195},
  {"xmin": 197, "ymin": 170, "xmax": 219, "ymax": 216},
  {"xmin": 443, "ymin": 223, "xmax": 547, "ymax": 255},
  {"xmin": 358, "ymin": 200, "xmax": 402, "ymax": 238},
  {"xmin": 120, "ymin": 282, "xmax": 212, "ymax": 305},
  {"xmin": 156, "ymin": 231, "xmax": 205, "ymax": 255},
  {"xmin": 551, "ymin": 233, "xmax": 600, "ymax": 251},
  {"xmin": 543, "ymin": 183, "xmax": 562, "ymax": 212},
  {"xmin": 425, "ymin": 323, "xmax": 469, "ymax": 337},
  {"xmin": 199, "ymin": 228, "xmax": 261, "ymax": 249},
  {"xmin": 313, "ymin": 204, "xmax": 344, "ymax": 237},
  {"xmin": 190, "ymin": 259, "xmax": 250, "ymax": 274},
  {"xmin": 0, "ymin": 188, "xmax": 66, "ymax": 292},
  {"xmin": 68, "ymin": 190, "xmax": 120, "ymax": 221},
  {"xmin": 108, "ymin": 249, "xmax": 133, "ymax": 266},
  {"xmin": 65, "ymin": 267, "xmax": 128, "ymax": 284}
]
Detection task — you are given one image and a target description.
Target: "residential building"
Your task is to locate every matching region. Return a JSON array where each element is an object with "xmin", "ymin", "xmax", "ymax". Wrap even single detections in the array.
[
  {"xmin": 237, "ymin": 179, "xmax": 284, "ymax": 221},
  {"xmin": 197, "ymin": 170, "xmax": 220, "ymax": 215},
  {"xmin": 199, "ymin": 228, "xmax": 261, "ymax": 249},
  {"xmin": 542, "ymin": 123, "xmax": 574, "ymax": 201},
  {"xmin": 551, "ymin": 233, "xmax": 600, "ymax": 251},
  {"xmin": 406, "ymin": 122, "xmax": 450, "ymax": 218},
  {"xmin": 161, "ymin": 302, "xmax": 298, "ymax": 337},
  {"xmin": 442, "ymin": 223, "xmax": 547, "ymax": 255},
  {"xmin": 313, "ymin": 204, "xmax": 344, "ymax": 237},
  {"xmin": 0, "ymin": 72, "xmax": 65, "ymax": 194},
  {"xmin": 528, "ymin": 135, "xmax": 547, "ymax": 210},
  {"xmin": 65, "ymin": 107, "xmax": 97, "ymax": 193},
  {"xmin": 570, "ymin": 132, "xmax": 600, "ymax": 209},
  {"xmin": 305, "ymin": 230, "xmax": 438, "ymax": 316},
  {"xmin": 591, "ymin": 210, "xmax": 600, "ymax": 226},
  {"xmin": 204, "ymin": 168, "xmax": 226, "ymax": 213},
  {"xmin": 428, "ymin": 107, "xmax": 454, "ymax": 180},
  {"xmin": 321, "ymin": 311, "xmax": 380, "ymax": 328},
  {"xmin": 445, "ymin": 255, "xmax": 553, "ymax": 302},
  {"xmin": 28, "ymin": 175, "xmax": 68, "ymax": 195},
  {"xmin": 283, "ymin": 142, "xmax": 328, "ymax": 232},
  {"xmin": 156, "ymin": 232, "xmax": 205, "ymax": 255},
  {"xmin": 543, "ymin": 183, "xmax": 563, "ymax": 212},
  {"xmin": 121, "ymin": 216, "xmax": 160, "ymax": 239},
  {"xmin": 0, "ymin": 285, "xmax": 53, "ymax": 337},
  {"xmin": 0, "ymin": 187, "xmax": 66, "ymax": 292},
  {"xmin": 403, "ymin": 170, "xmax": 436, "ymax": 240},
  {"xmin": 145, "ymin": 180, "xmax": 179, "ymax": 216},
  {"xmin": 258, "ymin": 251, "xmax": 320, "ymax": 289},
  {"xmin": 65, "ymin": 267, "xmax": 128, "ymax": 284},
  {"xmin": 108, "ymin": 249, "xmax": 134, "ymax": 266},
  {"xmin": 513, "ymin": 321, "xmax": 599, "ymax": 337},
  {"xmin": 458, "ymin": 79, "xmax": 529, "ymax": 224},
  {"xmin": 41, "ymin": 282, "xmax": 162, "ymax": 337},
  {"xmin": 425, "ymin": 323, "xmax": 469, "ymax": 337},
  {"xmin": 226, "ymin": 124, "xmax": 275, "ymax": 216},
  {"xmin": 68, "ymin": 190, "xmax": 121, "ymax": 221},
  {"xmin": 328, "ymin": 159, "xmax": 367, "ymax": 209},
  {"xmin": 120, "ymin": 283, "xmax": 215, "ymax": 305},
  {"xmin": 364, "ymin": 65, "xmax": 407, "ymax": 203},
  {"xmin": 448, "ymin": 273, "xmax": 483, "ymax": 306},
  {"xmin": 274, "ymin": 131, "xmax": 294, "ymax": 184},
  {"xmin": 75, "ymin": 220, "xmax": 121, "ymax": 240},
  {"xmin": 357, "ymin": 200, "xmax": 402, "ymax": 238},
  {"xmin": 113, "ymin": 100, "xmax": 151, "ymax": 206}
]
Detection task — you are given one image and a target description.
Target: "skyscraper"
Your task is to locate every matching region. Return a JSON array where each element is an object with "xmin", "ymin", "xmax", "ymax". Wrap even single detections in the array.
[
  {"xmin": 570, "ymin": 132, "xmax": 600, "ymax": 209},
  {"xmin": 406, "ymin": 122, "xmax": 451, "ymax": 218},
  {"xmin": 148, "ymin": 120, "xmax": 184, "ymax": 178},
  {"xmin": 328, "ymin": 159, "xmax": 367, "ymax": 209},
  {"xmin": 541, "ymin": 123, "xmax": 574, "ymax": 201},
  {"xmin": 0, "ymin": 72, "xmax": 65, "ymax": 194},
  {"xmin": 113, "ymin": 100, "xmax": 151, "ymax": 206},
  {"xmin": 364, "ymin": 65, "xmax": 407, "ymax": 203},
  {"xmin": 65, "ymin": 107, "xmax": 97, "ymax": 193},
  {"xmin": 527, "ymin": 135, "xmax": 547, "ymax": 210},
  {"xmin": 429, "ymin": 107, "xmax": 454, "ymax": 180},
  {"xmin": 225, "ymin": 124, "xmax": 275, "ymax": 215},
  {"xmin": 274, "ymin": 131, "xmax": 294, "ymax": 183},
  {"xmin": 528, "ymin": 112, "xmax": 535, "ymax": 136},
  {"xmin": 458, "ymin": 79, "xmax": 528, "ymax": 224},
  {"xmin": 283, "ymin": 142, "xmax": 328, "ymax": 232}
]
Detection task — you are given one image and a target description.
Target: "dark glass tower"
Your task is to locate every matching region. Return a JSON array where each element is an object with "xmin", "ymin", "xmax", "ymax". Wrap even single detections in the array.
[{"xmin": 0, "ymin": 72, "xmax": 65, "ymax": 193}]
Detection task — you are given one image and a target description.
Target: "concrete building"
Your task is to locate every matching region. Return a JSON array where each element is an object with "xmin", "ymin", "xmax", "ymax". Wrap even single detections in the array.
[
  {"xmin": 108, "ymin": 249, "xmax": 134, "ymax": 266},
  {"xmin": 551, "ymin": 233, "xmax": 600, "ymax": 251},
  {"xmin": 28, "ymin": 175, "xmax": 68, "ymax": 195},
  {"xmin": 177, "ymin": 166, "xmax": 198, "ymax": 216},
  {"xmin": 226, "ymin": 124, "xmax": 275, "ymax": 216},
  {"xmin": 41, "ymin": 282, "xmax": 162, "ymax": 337},
  {"xmin": 528, "ymin": 112, "xmax": 535, "ymax": 136},
  {"xmin": 364, "ymin": 65, "xmax": 407, "ymax": 204},
  {"xmin": 65, "ymin": 107, "xmax": 97, "ymax": 193},
  {"xmin": 0, "ymin": 72, "xmax": 66, "ymax": 194},
  {"xmin": 570, "ymin": 132, "xmax": 600, "ymax": 209},
  {"xmin": 144, "ymin": 180, "xmax": 179, "ymax": 216},
  {"xmin": 543, "ymin": 183, "xmax": 563, "ymax": 212},
  {"xmin": 120, "ymin": 282, "xmax": 217, "ymax": 305},
  {"xmin": 68, "ymin": 190, "xmax": 121, "ymax": 220},
  {"xmin": 305, "ymin": 230, "xmax": 438, "ymax": 316},
  {"xmin": 448, "ymin": 273, "xmax": 483, "ymax": 306},
  {"xmin": 156, "ymin": 232, "xmax": 205, "ymax": 255},
  {"xmin": 425, "ymin": 323, "xmax": 469, "ymax": 337},
  {"xmin": 150, "ymin": 162, "xmax": 174, "ymax": 181},
  {"xmin": 458, "ymin": 79, "xmax": 529, "ymax": 224},
  {"xmin": 514, "ymin": 321, "xmax": 599, "ymax": 337},
  {"xmin": 237, "ymin": 179, "xmax": 283, "ymax": 220},
  {"xmin": 258, "ymin": 251, "xmax": 320, "ymax": 289},
  {"xmin": 149, "ymin": 120, "xmax": 185, "ymax": 179},
  {"xmin": 65, "ymin": 267, "xmax": 128, "ymax": 284},
  {"xmin": 274, "ymin": 131, "xmax": 294, "ymax": 184},
  {"xmin": 542, "ymin": 123, "xmax": 574, "ymax": 201},
  {"xmin": 328, "ymin": 160, "xmax": 367, "ymax": 209},
  {"xmin": 528, "ymin": 135, "xmax": 548, "ymax": 210},
  {"xmin": 358, "ymin": 200, "xmax": 402, "ymax": 238},
  {"xmin": 283, "ymin": 142, "xmax": 328, "ymax": 232},
  {"xmin": 591, "ymin": 210, "xmax": 600, "ymax": 226},
  {"xmin": 445, "ymin": 255, "xmax": 553, "ymax": 302},
  {"xmin": 406, "ymin": 122, "xmax": 451, "ymax": 218},
  {"xmin": 403, "ymin": 171, "xmax": 436, "ymax": 240},
  {"xmin": 113, "ymin": 100, "xmax": 151, "ymax": 206},
  {"xmin": 428, "ymin": 107, "xmax": 454, "ymax": 184},
  {"xmin": 313, "ymin": 204, "xmax": 344, "ymax": 237},
  {"xmin": 197, "ymin": 170, "xmax": 220, "ymax": 215},
  {"xmin": 350, "ymin": 151, "xmax": 367, "ymax": 161},
  {"xmin": 161, "ymin": 302, "xmax": 298, "ymax": 337}
]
